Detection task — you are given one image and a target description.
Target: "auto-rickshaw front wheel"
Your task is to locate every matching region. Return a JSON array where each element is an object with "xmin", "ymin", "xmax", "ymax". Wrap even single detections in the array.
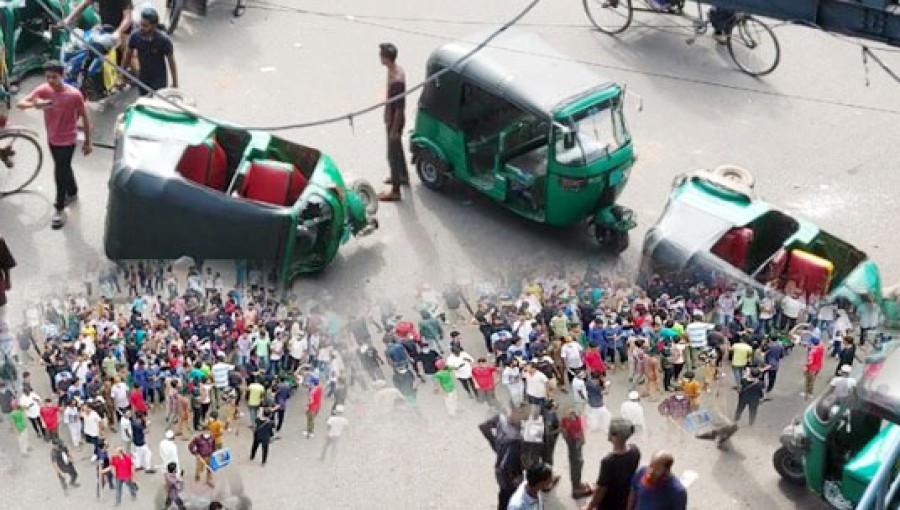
[
  {"xmin": 416, "ymin": 150, "xmax": 448, "ymax": 191},
  {"xmin": 595, "ymin": 225, "xmax": 629, "ymax": 253},
  {"xmin": 773, "ymin": 446, "xmax": 805, "ymax": 485}
]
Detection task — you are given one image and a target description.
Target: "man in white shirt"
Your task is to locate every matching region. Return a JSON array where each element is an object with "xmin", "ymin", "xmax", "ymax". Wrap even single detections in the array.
[
  {"xmin": 110, "ymin": 377, "xmax": 130, "ymax": 419},
  {"xmin": 446, "ymin": 348, "xmax": 476, "ymax": 398},
  {"xmin": 685, "ymin": 310, "xmax": 713, "ymax": 369},
  {"xmin": 159, "ymin": 429, "xmax": 180, "ymax": 473},
  {"xmin": 81, "ymin": 402, "xmax": 102, "ymax": 456},
  {"xmin": 559, "ymin": 337, "xmax": 584, "ymax": 383},
  {"xmin": 716, "ymin": 291, "xmax": 736, "ymax": 326},
  {"xmin": 319, "ymin": 405, "xmax": 349, "ymax": 461},
  {"xmin": 523, "ymin": 363, "xmax": 549, "ymax": 410},
  {"xmin": 288, "ymin": 334, "xmax": 308, "ymax": 373},
  {"xmin": 620, "ymin": 391, "xmax": 647, "ymax": 443},
  {"xmin": 780, "ymin": 292, "xmax": 803, "ymax": 332},
  {"xmin": 571, "ymin": 370, "xmax": 587, "ymax": 414},
  {"xmin": 119, "ymin": 409, "xmax": 133, "ymax": 453}
]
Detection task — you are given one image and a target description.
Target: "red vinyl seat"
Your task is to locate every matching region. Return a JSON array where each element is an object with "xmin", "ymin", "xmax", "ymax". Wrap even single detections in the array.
[
  {"xmin": 711, "ymin": 227, "xmax": 754, "ymax": 271},
  {"xmin": 176, "ymin": 139, "xmax": 228, "ymax": 190},
  {"xmin": 240, "ymin": 160, "xmax": 307, "ymax": 206},
  {"xmin": 785, "ymin": 250, "xmax": 834, "ymax": 297}
]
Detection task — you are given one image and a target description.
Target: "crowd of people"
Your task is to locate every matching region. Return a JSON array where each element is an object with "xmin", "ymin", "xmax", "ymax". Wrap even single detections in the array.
[{"xmin": 0, "ymin": 258, "xmax": 879, "ymax": 509}]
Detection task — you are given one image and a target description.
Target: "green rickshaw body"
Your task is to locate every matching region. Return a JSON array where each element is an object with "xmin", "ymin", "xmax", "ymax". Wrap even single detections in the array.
[
  {"xmin": 640, "ymin": 172, "xmax": 896, "ymax": 321},
  {"xmin": 0, "ymin": 0, "xmax": 98, "ymax": 83},
  {"xmin": 104, "ymin": 98, "xmax": 377, "ymax": 283},
  {"xmin": 410, "ymin": 29, "xmax": 635, "ymax": 240},
  {"xmin": 791, "ymin": 341, "xmax": 900, "ymax": 507}
]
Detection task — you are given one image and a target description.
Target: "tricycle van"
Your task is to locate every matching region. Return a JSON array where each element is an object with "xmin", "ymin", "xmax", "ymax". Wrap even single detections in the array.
[{"xmin": 410, "ymin": 29, "xmax": 636, "ymax": 252}]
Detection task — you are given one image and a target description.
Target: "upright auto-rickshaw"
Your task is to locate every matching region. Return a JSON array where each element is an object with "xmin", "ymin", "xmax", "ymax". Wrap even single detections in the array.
[
  {"xmin": 0, "ymin": 0, "xmax": 97, "ymax": 83},
  {"xmin": 410, "ymin": 29, "xmax": 636, "ymax": 252},
  {"xmin": 774, "ymin": 340, "xmax": 900, "ymax": 509}
]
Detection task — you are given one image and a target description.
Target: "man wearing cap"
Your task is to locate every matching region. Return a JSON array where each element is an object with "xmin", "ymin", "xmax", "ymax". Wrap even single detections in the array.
[
  {"xmin": 620, "ymin": 391, "xmax": 647, "ymax": 444},
  {"xmin": 159, "ymin": 429, "xmax": 180, "ymax": 474},
  {"xmin": 188, "ymin": 430, "xmax": 215, "ymax": 487},
  {"xmin": 830, "ymin": 365, "xmax": 856, "ymax": 399},
  {"xmin": 320, "ymin": 405, "xmax": 349, "ymax": 461},
  {"xmin": 803, "ymin": 336, "xmax": 825, "ymax": 399}
]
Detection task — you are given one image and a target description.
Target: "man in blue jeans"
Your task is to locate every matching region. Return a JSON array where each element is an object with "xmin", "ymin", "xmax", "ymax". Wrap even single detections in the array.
[{"xmin": 104, "ymin": 446, "xmax": 139, "ymax": 505}]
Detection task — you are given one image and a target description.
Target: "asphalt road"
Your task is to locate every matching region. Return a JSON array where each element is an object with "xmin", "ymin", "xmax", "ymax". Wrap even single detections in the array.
[{"xmin": 3, "ymin": 0, "xmax": 898, "ymax": 508}]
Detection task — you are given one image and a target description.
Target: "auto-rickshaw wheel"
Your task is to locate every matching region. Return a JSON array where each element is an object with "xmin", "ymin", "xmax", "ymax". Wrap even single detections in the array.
[
  {"xmin": 416, "ymin": 150, "xmax": 448, "ymax": 190},
  {"xmin": 350, "ymin": 179, "xmax": 379, "ymax": 216},
  {"xmin": 773, "ymin": 446, "xmax": 805, "ymax": 485},
  {"xmin": 595, "ymin": 225, "xmax": 629, "ymax": 253}
]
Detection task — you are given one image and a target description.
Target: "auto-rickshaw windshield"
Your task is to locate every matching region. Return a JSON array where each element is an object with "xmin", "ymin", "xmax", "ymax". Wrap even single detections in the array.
[{"xmin": 555, "ymin": 97, "xmax": 629, "ymax": 167}]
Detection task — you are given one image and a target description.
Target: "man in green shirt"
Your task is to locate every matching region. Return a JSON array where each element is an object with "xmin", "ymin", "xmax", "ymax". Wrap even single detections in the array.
[
  {"xmin": 433, "ymin": 363, "xmax": 457, "ymax": 416},
  {"xmin": 9, "ymin": 402, "xmax": 28, "ymax": 455}
]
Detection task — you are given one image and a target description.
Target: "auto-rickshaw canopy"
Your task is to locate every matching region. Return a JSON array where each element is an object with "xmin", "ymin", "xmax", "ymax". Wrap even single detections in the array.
[
  {"xmin": 856, "ymin": 341, "xmax": 900, "ymax": 425},
  {"xmin": 428, "ymin": 28, "xmax": 616, "ymax": 120}
]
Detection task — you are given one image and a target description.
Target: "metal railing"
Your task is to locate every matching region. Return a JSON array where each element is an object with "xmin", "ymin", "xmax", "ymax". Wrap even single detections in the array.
[{"xmin": 855, "ymin": 432, "xmax": 900, "ymax": 510}]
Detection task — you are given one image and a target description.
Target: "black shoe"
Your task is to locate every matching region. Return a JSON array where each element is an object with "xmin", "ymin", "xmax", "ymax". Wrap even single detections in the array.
[{"xmin": 51, "ymin": 210, "xmax": 66, "ymax": 229}]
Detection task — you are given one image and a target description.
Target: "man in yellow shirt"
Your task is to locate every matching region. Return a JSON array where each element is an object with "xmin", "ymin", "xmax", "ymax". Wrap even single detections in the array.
[
  {"xmin": 729, "ymin": 338, "xmax": 754, "ymax": 387},
  {"xmin": 246, "ymin": 380, "xmax": 266, "ymax": 426}
]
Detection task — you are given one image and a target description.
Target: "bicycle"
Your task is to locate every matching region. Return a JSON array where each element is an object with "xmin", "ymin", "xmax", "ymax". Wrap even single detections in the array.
[
  {"xmin": 0, "ymin": 88, "xmax": 44, "ymax": 197},
  {"xmin": 582, "ymin": 0, "xmax": 781, "ymax": 76},
  {"xmin": 165, "ymin": 0, "xmax": 246, "ymax": 35}
]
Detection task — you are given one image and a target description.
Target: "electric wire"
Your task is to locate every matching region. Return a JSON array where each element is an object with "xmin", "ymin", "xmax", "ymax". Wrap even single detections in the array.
[{"xmin": 34, "ymin": 0, "xmax": 542, "ymax": 131}]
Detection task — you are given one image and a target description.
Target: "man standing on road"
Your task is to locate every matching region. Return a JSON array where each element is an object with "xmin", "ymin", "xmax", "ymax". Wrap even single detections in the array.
[
  {"xmin": 762, "ymin": 336, "xmax": 784, "ymax": 395},
  {"xmin": 51, "ymin": 438, "xmax": 79, "ymax": 495},
  {"xmin": 803, "ymin": 337, "xmax": 825, "ymax": 399},
  {"xmin": 561, "ymin": 407, "xmax": 593, "ymax": 499},
  {"xmin": 188, "ymin": 431, "xmax": 215, "ymax": 487},
  {"xmin": 159, "ymin": 429, "xmax": 180, "ymax": 474},
  {"xmin": 479, "ymin": 407, "xmax": 526, "ymax": 510},
  {"xmin": 728, "ymin": 337, "xmax": 753, "ymax": 387},
  {"xmin": 120, "ymin": 7, "xmax": 178, "ymax": 95},
  {"xmin": 105, "ymin": 445, "xmax": 139, "ymax": 505},
  {"xmin": 628, "ymin": 451, "xmax": 687, "ymax": 510},
  {"xmin": 376, "ymin": 42, "xmax": 409, "ymax": 202},
  {"xmin": 304, "ymin": 377, "xmax": 323, "ymax": 438},
  {"xmin": 17, "ymin": 61, "xmax": 92, "ymax": 229},
  {"xmin": 585, "ymin": 418, "xmax": 641, "ymax": 510}
]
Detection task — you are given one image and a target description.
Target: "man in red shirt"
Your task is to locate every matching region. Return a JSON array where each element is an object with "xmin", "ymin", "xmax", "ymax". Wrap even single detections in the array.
[
  {"xmin": 40, "ymin": 398, "xmax": 61, "ymax": 442},
  {"xmin": 305, "ymin": 377, "xmax": 323, "ymax": 438},
  {"xmin": 104, "ymin": 446, "xmax": 139, "ymax": 505},
  {"xmin": 129, "ymin": 383, "xmax": 148, "ymax": 416},
  {"xmin": 804, "ymin": 337, "xmax": 825, "ymax": 398},
  {"xmin": 471, "ymin": 358, "xmax": 498, "ymax": 409},
  {"xmin": 584, "ymin": 342, "xmax": 606, "ymax": 377},
  {"xmin": 17, "ymin": 60, "xmax": 93, "ymax": 229},
  {"xmin": 561, "ymin": 407, "xmax": 592, "ymax": 499}
]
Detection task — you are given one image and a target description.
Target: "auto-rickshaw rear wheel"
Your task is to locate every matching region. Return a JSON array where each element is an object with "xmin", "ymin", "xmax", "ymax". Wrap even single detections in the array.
[
  {"xmin": 416, "ymin": 149, "xmax": 448, "ymax": 191},
  {"xmin": 773, "ymin": 446, "xmax": 805, "ymax": 485},
  {"xmin": 595, "ymin": 225, "xmax": 629, "ymax": 253}
]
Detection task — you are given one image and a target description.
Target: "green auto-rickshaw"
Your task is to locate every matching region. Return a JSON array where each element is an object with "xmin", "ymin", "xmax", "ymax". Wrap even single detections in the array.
[
  {"xmin": 410, "ymin": 29, "xmax": 636, "ymax": 252},
  {"xmin": 104, "ymin": 92, "xmax": 379, "ymax": 284},
  {"xmin": 0, "ymin": 0, "xmax": 97, "ymax": 84},
  {"xmin": 774, "ymin": 340, "xmax": 900, "ymax": 509}
]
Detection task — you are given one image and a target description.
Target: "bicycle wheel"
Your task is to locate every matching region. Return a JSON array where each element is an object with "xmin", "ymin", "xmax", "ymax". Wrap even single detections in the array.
[
  {"xmin": 727, "ymin": 16, "xmax": 780, "ymax": 76},
  {"xmin": 0, "ymin": 131, "xmax": 43, "ymax": 196},
  {"xmin": 583, "ymin": 0, "xmax": 633, "ymax": 35},
  {"xmin": 166, "ymin": 0, "xmax": 185, "ymax": 35}
]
